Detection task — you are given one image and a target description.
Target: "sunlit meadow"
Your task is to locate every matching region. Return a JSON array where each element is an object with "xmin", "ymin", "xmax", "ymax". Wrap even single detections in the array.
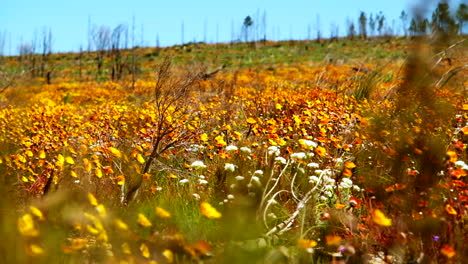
[{"xmin": 0, "ymin": 28, "xmax": 467, "ymax": 263}]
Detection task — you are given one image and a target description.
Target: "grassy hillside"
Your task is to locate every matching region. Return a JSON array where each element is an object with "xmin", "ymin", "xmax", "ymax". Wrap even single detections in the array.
[{"xmin": 0, "ymin": 36, "xmax": 467, "ymax": 263}]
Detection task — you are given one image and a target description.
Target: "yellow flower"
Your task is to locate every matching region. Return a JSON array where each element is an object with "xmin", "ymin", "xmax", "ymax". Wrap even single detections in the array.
[
  {"xmin": 137, "ymin": 213, "xmax": 152, "ymax": 227},
  {"xmin": 136, "ymin": 154, "xmax": 145, "ymax": 164},
  {"xmin": 155, "ymin": 207, "xmax": 171, "ymax": 218},
  {"xmin": 214, "ymin": 135, "xmax": 227, "ymax": 147},
  {"xmin": 88, "ymin": 193, "xmax": 98, "ymax": 206},
  {"xmin": 65, "ymin": 156, "xmax": 75, "ymax": 165},
  {"xmin": 315, "ymin": 146, "xmax": 327, "ymax": 157},
  {"xmin": 140, "ymin": 243, "xmax": 150, "ymax": 258},
  {"xmin": 200, "ymin": 202, "xmax": 222, "ymax": 219},
  {"xmin": 94, "ymin": 168, "xmax": 103, "ymax": 178},
  {"xmin": 372, "ymin": 209, "xmax": 392, "ymax": 226},
  {"xmin": 199, "ymin": 133, "xmax": 209, "ymax": 142},
  {"xmin": 108, "ymin": 147, "xmax": 122, "ymax": 158},
  {"xmin": 27, "ymin": 244, "xmax": 45, "ymax": 256},
  {"xmin": 29, "ymin": 206, "xmax": 45, "ymax": 221},
  {"xmin": 114, "ymin": 219, "xmax": 129, "ymax": 231},
  {"xmin": 18, "ymin": 214, "xmax": 39, "ymax": 237}
]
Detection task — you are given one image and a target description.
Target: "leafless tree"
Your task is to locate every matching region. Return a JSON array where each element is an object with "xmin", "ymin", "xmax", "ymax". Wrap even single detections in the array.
[
  {"xmin": 315, "ymin": 14, "xmax": 321, "ymax": 43},
  {"xmin": 40, "ymin": 27, "xmax": 53, "ymax": 83},
  {"xmin": 0, "ymin": 30, "xmax": 6, "ymax": 58},
  {"xmin": 78, "ymin": 45, "xmax": 83, "ymax": 82},
  {"xmin": 131, "ymin": 16, "xmax": 136, "ymax": 89},
  {"xmin": 329, "ymin": 23, "xmax": 339, "ymax": 42},
  {"xmin": 92, "ymin": 25, "xmax": 111, "ymax": 76},
  {"xmin": 122, "ymin": 56, "xmax": 205, "ymax": 205},
  {"xmin": 358, "ymin": 11, "xmax": 368, "ymax": 39},
  {"xmin": 110, "ymin": 24, "xmax": 128, "ymax": 81},
  {"xmin": 347, "ymin": 18, "xmax": 357, "ymax": 40}
]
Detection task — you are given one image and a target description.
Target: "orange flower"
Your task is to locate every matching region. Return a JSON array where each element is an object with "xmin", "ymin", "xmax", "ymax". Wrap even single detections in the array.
[
  {"xmin": 335, "ymin": 203, "xmax": 346, "ymax": 209},
  {"xmin": 440, "ymin": 244, "xmax": 455, "ymax": 258},
  {"xmin": 325, "ymin": 235, "xmax": 342, "ymax": 246},
  {"xmin": 446, "ymin": 151, "xmax": 457, "ymax": 163},
  {"xmin": 445, "ymin": 204, "xmax": 457, "ymax": 215},
  {"xmin": 344, "ymin": 161, "xmax": 356, "ymax": 169},
  {"xmin": 297, "ymin": 239, "xmax": 317, "ymax": 249},
  {"xmin": 342, "ymin": 168, "xmax": 353, "ymax": 177}
]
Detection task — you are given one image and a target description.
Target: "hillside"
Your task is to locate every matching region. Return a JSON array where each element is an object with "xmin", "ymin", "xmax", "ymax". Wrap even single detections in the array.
[{"xmin": 1, "ymin": 36, "xmax": 468, "ymax": 263}]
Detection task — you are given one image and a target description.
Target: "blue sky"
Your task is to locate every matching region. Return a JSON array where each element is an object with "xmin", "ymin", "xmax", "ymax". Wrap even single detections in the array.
[{"xmin": 0, "ymin": 0, "xmax": 454, "ymax": 55}]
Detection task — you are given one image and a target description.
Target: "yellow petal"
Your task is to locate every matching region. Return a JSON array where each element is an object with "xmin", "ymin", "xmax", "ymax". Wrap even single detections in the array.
[
  {"xmin": 57, "ymin": 154, "xmax": 65, "ymax": 165},
  {"xmin": 29, "ymin": 206, "xmax": 45, "ymax": 221},
  {"xmin": 122, "ymin": 242, "xmax": 131, "ymax": 254},
  {"xmin": 86, "ymin": 225, "xmax": 99, "ymax": 234},
  {"xmin": 83, "ymin": 158, "xmax": 92, "ymax": 172},
  {"xmin": 200, "ymin": 202, "xmax": 222, "ymax": 219},
  {"xmin": 155, "ymin": 207, "xmax": 171, "ymax": 218},
  {"xmin": 372, "ymin": 209, "xmax": 392, "ymax": 226},
  {"xmin": 18, "ymin": 154, "xmax": 26, "ymax": 163},
  {"xmin": 116, "ymin": 175, "xmax": 125, "ymax": 185},
  {"xmin": 65, "ymin": 156, "xmax": 75, "ymax": 165},
  {"xmin": 28, "ymin": 244, "xmax": 45, "ymax": 256},
  {"xmin": 162, "ymin": 249, "xmax": 174, "ymax": 263},
  {"xmin": 345, "ymin": 161, "xmax": 356, "ymax": 169},
  {"xmin": 114, "ymin": 219, "xmax": 129, "ymax": 231},
  {"xmin": 445, "ymin": 204, "xmax": 457, "ymax": 215},
  {"xmin": 88, "ymin": 193, "xmax": 98, "ymax": 206},
  {"xmin": 137, "ymin": 213, "xmax": 152, "ymax": 227},
  {"xmin": 246, "ymin": 117, "xmax": 257, "ymax": 124},
  {"xmin": 108, "ymin": 147, "xmax": 122, "ymax": 158},
  {"xmin": 140, "ymin": 243, "xmax": 150, "ymax": 258},
  {"xmin": 200, "ymin": 133, "xmax": 209, "ymax": 142},
  {"xmin": 95, "ymin": 204, "xmax": 107, "ymax": 218},
  {"xmin": 94, "ymin": 168, "xmax": 103, "ymax": 178},
  {"xmin": 136, "ymin": 154, "xmax": 145, "ymax": 164},
  {"xmin": 70, "ymin": 238, "xmax": 87, "ymax": 250},
  {"xmin": 297, "ymin": 239, "xmax": 317, "ymax": 249},
  {"xmin": 18, "ymin": 213, "xmax": 39, "ymax": 237}
]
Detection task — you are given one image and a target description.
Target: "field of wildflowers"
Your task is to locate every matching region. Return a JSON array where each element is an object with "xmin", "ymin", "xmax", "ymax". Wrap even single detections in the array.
[{"xmin": 0, "ymin": 38, "xmax": 467, "ymax": 263}]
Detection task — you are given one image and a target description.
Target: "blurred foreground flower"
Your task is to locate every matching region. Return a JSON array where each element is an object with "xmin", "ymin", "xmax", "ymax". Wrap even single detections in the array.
[
  {"xmin": 137, "ymin": 213, "xmax": 152, "ymax": 227},
  {"xmin": 372, "ymin": 209, "xmax": 392, "ymax": 226},
  {"xmin": 18, "ymin": 214, "xmax": 39, "ymax": 237},
  {"xmin": 200, "ymin": 202, "xmax": 222, "ymax": 219},
  {"xmin": 440, "ymin": 244, "xmax": 456, "ymax": 258},
  {"xmin": 297, "ymin": 239, "xmax": 317, "ymax": 253}
]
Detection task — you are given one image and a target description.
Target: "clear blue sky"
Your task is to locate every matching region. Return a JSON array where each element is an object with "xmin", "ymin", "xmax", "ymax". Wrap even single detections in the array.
[{"xmin": 0, "ymin": 0, "xmax": 455, "ymax": 55}]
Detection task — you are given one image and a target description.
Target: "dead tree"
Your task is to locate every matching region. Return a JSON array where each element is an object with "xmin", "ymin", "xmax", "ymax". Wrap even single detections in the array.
[
  {"xmin": 92, "ymin": 25, "xmax": 110, "ymax": 77},
  {"xmin": 122, "ymin": 56, "xmax": 204, "ymax": 205},
  {"xmin": 110, "ymin": 24, "xmax": 128, "ymax": 81}
]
